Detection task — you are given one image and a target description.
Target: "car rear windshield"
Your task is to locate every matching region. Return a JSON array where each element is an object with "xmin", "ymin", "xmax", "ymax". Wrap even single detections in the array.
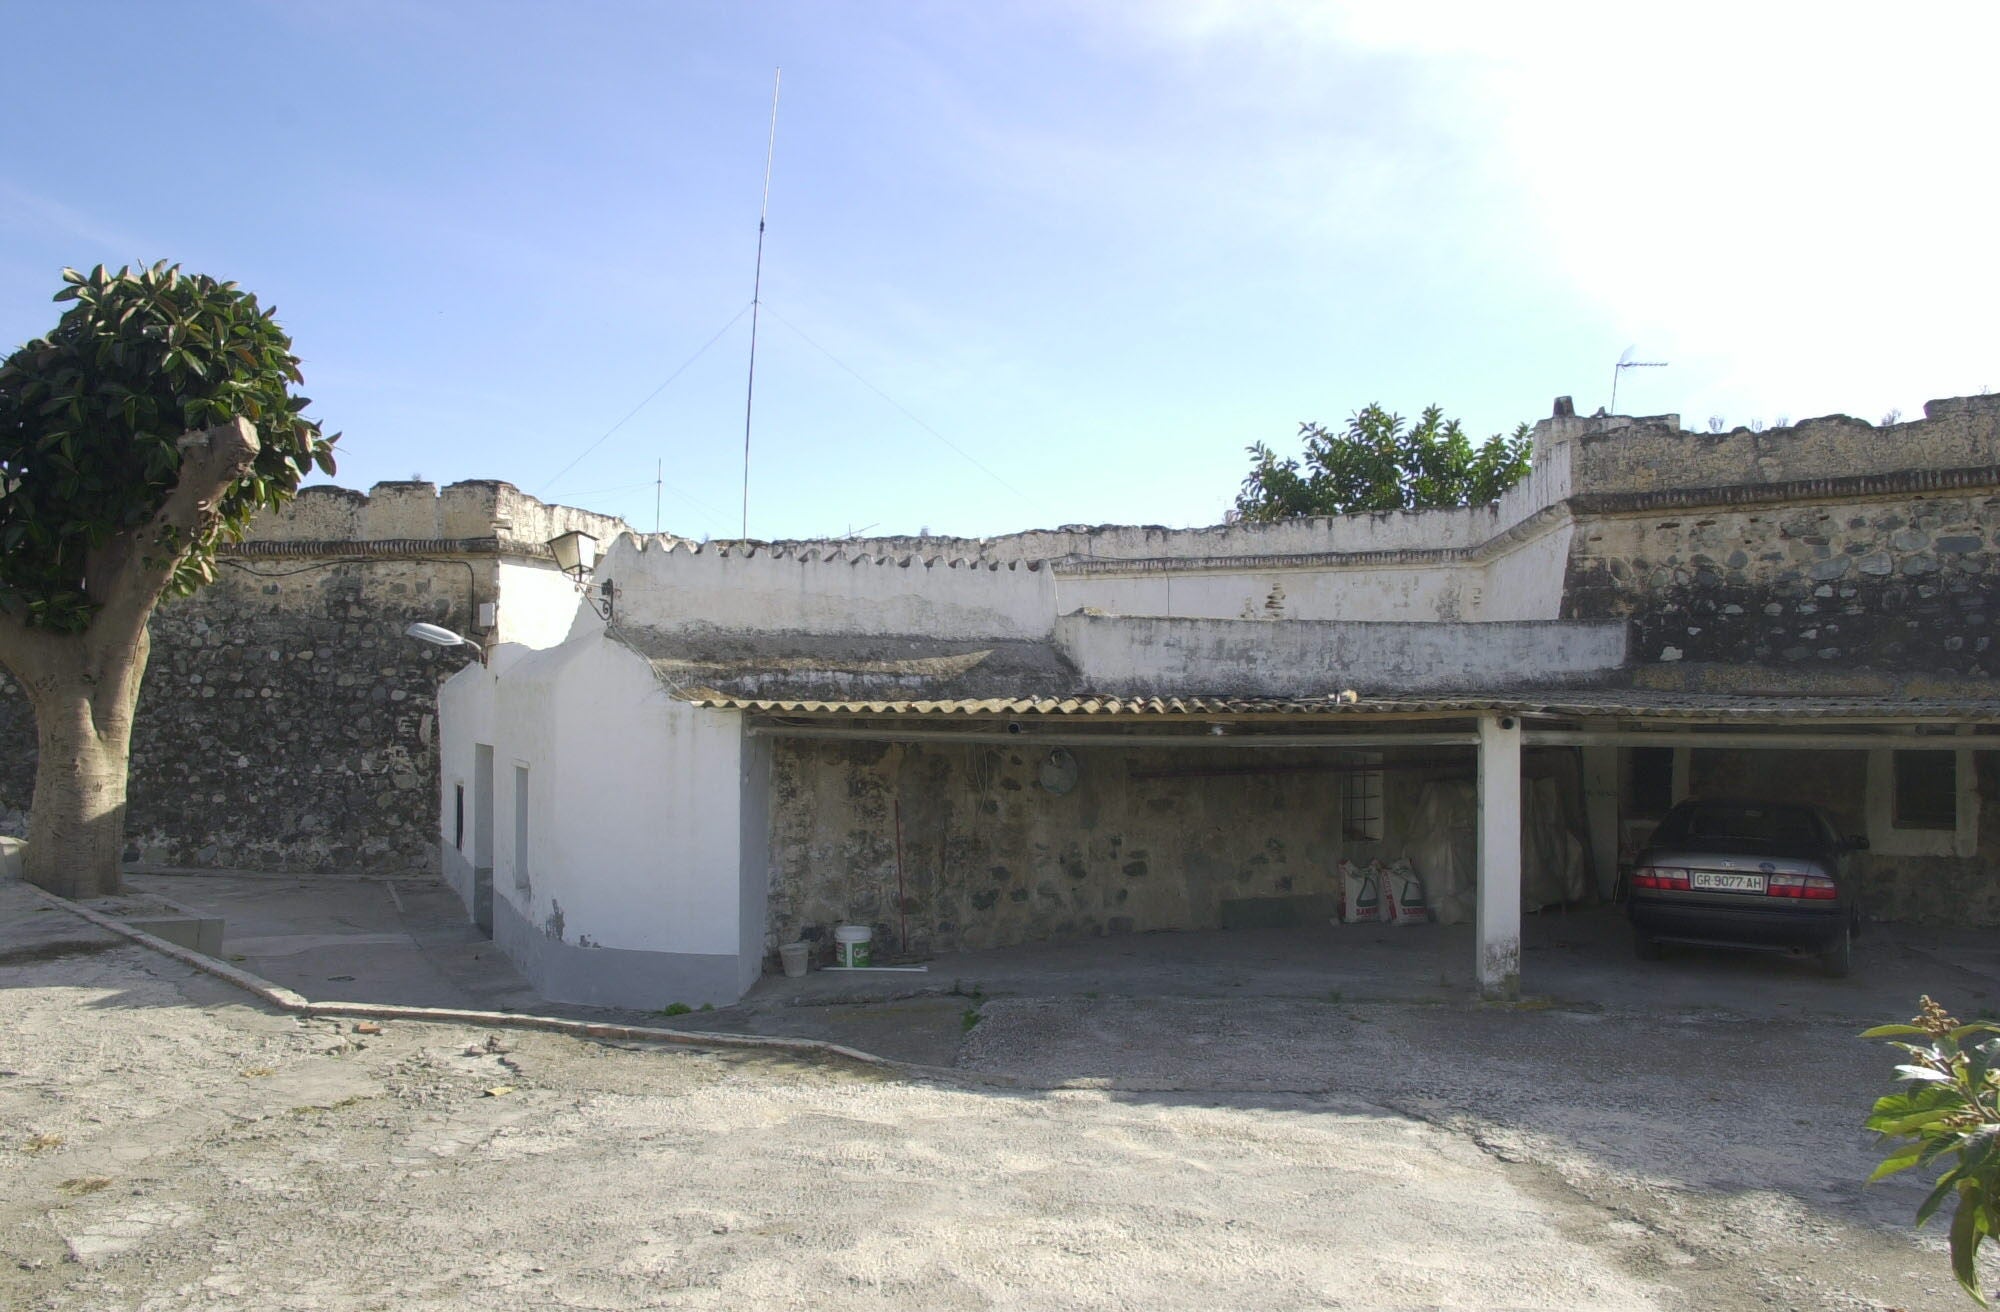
[{"xmin": 1653, "ymin": 802, "xmax": 1823, "ymax": 849}]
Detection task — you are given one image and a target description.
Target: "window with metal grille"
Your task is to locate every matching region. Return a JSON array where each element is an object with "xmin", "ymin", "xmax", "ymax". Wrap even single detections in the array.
[
  {"xmin": 453, "ymin": 783, "xmax": 465, "ymax": 851},
  {"xmin": 1342, "ymin": 754, "xmax": 1384, "ymax": 842},
  {"xmin": 1893, "ymin": 750, "xmax": 1957, "ymax": 830}
]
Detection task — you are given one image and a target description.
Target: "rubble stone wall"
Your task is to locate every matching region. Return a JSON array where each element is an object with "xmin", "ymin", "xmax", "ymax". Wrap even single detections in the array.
[
  {"xmin": 1565, "ymin": 493, "xmax": 2000, "ymax": 676},
  {"xmin": 0, "ymin": 481, "xmax": 625, "ymax": 873}
]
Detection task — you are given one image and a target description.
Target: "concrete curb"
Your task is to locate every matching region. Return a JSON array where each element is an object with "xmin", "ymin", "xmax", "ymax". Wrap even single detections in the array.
[{"xmin": 27, "ymin": 883, "xmax": 907, "ymax": 1073}]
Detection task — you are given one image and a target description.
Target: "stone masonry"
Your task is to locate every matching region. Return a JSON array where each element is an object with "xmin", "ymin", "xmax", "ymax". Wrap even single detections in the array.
[{"xmin": 0, "ymin": 480, "xmax": 625, "ymax": 873}]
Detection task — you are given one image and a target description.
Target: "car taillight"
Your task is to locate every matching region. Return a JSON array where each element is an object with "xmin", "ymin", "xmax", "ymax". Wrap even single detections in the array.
[
  {"xmin": 1766, "ymin": 872, "xmax": 1839, "ymax": 900},
  {"xmin": 1633, "ymin": 866, "xmax": 1690, "ymax": 890}
]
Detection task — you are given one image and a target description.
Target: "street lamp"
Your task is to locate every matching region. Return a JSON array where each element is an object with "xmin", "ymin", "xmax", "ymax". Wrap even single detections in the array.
[
  {"xmin": 547, "ymin": 530, "xmax": 613, "ymax": 620},
  {"xmin": 405, "ymin": 621, "xmax": 471, "ymax": 648},
  {"xmin": 547, "ymin": 530, "xmax": 599, "ymax": 579}
]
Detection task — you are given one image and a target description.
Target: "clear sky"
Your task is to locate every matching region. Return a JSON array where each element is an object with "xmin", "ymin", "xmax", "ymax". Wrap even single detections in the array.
[{"xmin": 4, "ymin": 2, "xmax": 1996, "ymax": 541}]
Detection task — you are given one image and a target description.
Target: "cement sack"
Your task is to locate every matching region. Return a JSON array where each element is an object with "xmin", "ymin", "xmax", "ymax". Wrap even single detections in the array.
[
  {"xmin": 1337, "ymin": 858, "xmax": 1381, "ymax": 924},
  {"xmin": 1378, "ymin": 858, "xmax": 1430, "ymax": 926},
  {"xmin": 1404, "ymin": 782, "xmax": 1477, "ymax": 925}
]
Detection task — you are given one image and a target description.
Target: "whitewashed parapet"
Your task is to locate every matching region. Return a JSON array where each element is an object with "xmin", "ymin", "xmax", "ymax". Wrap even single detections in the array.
[
  {"xmin": 1053, "ymin": 613, "xmax": 1628, "ymax": 698},
  {"xmin": 600, "ymin": 534, "xmax": 1059, "ymax": 640},
  {"xmin": 723, "ymin": 441, "xmax": 1576, "ymax": 571}
]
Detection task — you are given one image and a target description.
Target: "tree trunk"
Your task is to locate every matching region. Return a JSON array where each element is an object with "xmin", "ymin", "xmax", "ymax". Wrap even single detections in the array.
[
  {"xmin": 21, "ymin": 630, "xmax": 149, "ymax": 900},
  {"xmin": 0, "ymin": 418, "xmax": 258, "ymax": 901}
]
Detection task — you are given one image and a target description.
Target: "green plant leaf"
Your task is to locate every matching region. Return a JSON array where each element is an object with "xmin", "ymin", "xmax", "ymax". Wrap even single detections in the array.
[
  {"xmin": 1898, "ymin": 1065, "xmax": 1956, "ymax": 1084},
  {"xmin": 1872, "ymin": 1144, "xmax": 1925, "ymax": 1181},
  {"xmin": 1951, "ymin": 1187, "xmax": 1991, "ymax": 1305}
]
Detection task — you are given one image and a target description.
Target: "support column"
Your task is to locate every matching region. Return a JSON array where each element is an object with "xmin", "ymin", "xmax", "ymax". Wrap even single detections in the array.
[
  {"xmin": 1477, "ymin": 714, "xmax": 1523, "ymax": 1000},
  {"xmin": 1582, "ymin": 744, "xmax": 1621, "ymax": 901}
]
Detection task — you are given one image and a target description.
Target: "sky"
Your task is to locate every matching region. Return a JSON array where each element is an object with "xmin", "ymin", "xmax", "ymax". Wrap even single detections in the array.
[{"xmin": 3, "ymin": 1, "xmax": 1997, "ymax": 541}]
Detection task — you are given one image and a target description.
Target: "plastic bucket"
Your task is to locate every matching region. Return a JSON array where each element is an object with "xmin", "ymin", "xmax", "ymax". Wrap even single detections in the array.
[
  {"xmin": 779, "ymin": 941, "xmax": 810, "ymax": 978},
  {"xmin": 832, "ymin": 924, "xmax": 873, "ymax": 968}
]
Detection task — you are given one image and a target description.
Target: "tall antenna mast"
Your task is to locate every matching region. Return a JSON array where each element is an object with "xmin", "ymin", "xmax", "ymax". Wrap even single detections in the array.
[{"xmin": 740, "ymin": 67, "xmax": 781, "ymax": 540}]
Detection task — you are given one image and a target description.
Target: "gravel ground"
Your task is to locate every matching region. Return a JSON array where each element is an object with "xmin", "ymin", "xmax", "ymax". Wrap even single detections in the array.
[{"xmin": 0, "ymin": 888, "xmax": 1976, "ymax": 1310}]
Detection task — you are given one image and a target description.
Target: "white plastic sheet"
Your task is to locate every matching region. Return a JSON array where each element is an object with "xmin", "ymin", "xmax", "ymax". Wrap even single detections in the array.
[{"xmin": 1398, "ymin": 777, "xmax": 1587, "ymax": 924}]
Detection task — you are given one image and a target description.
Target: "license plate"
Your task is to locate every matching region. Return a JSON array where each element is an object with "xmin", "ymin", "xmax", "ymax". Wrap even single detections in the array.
[{"xmin": 1691, "ymin": 870, "xmax": 1767, "ymax": 893}]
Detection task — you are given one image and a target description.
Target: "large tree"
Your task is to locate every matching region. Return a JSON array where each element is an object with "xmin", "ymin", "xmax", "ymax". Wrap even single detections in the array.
[
  {"xmin": 0, "ymin": 263, "xmax": 336, "ymax": 898},
  {"xmin": 1234, "ymin": 403, "xmax": 1532, "ymax": 523}
]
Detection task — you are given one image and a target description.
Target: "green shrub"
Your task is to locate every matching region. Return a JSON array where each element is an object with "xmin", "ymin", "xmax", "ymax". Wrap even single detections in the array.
[{"xmin": 1866, "ymin": 996, "xmax": 2000, "ymax": 1304}]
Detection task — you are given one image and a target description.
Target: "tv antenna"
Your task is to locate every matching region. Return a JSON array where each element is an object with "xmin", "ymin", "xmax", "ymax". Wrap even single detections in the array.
[
  {"xmin": 1610, "ymin": 344, "xmax": 1668, "ymax": 414},
  {"xmin": 739, "ymin": 68, "xmax": 781, "ymax": 541}
]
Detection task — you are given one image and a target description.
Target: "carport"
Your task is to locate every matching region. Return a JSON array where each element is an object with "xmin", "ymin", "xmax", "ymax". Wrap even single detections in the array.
[{"xmin": 721, "ymin": 688, "xmax": 2000, "ymax": 999}]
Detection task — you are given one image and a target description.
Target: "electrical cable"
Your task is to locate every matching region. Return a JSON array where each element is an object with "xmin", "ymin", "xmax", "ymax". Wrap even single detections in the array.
[
  {"xmin": 761, "ymin": 304, "xmax": 1045, "ymax": 514},
  {"xmin": 539, "ymin": 301, "xmax": 754, "ymax": 497}
]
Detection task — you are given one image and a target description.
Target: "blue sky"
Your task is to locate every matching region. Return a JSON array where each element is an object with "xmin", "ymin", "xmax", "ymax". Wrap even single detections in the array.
[{"xmin": 4, "ymin": 2, "xmax": 1996, "ymax": 540}]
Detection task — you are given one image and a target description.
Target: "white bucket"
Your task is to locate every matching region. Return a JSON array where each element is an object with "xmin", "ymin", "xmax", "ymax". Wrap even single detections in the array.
[
  {"xmin": 832, "ymin": 924, "xmax": 873, "ymax": 968},
  {"xmin": 779, "ymin": 941, "xmax": 810, "ymax": 978}
]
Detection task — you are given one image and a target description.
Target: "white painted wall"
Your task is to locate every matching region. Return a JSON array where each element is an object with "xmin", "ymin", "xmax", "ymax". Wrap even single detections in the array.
[
  {"xmin": 1057, "ymin": 562, "xmax": 1481, "ymax": 623},
  {"xmin": 490, "ymin": 636, "xmax": 749, "ymax": 956},
  {"xmin": 438, "ymin": 633, "xmax": 769, "ymax": 1004},
  {"xmin": 1476, "ymin": 520, "xmax": 1575, "ymax": 621},
  {"xmin": 753, "ymin": 440, "xmax": 1577, "ymax": 566},
  {"xmin": 1053, "ymin": 614, "xmax": 1628, "ymax": 697},
  {"xmin": 493, "ymin": 560, "xmax": 592, "ymax": 649},
  {"xmin": 601, "ymin": 535, "xmax": 1057, "ymax": 639}
]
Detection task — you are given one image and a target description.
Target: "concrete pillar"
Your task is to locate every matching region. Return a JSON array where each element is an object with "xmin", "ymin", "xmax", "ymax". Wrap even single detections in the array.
[
  {"xmin": 1582, "ymin": 745, "xmax": 1621, "ymax": 901},
  {"xmin": 1476, "ymin": 715, "xmax": 1523, "ymax": 1000}
]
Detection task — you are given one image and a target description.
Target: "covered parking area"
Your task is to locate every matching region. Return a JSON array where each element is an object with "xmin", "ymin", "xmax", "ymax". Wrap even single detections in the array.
[{"xmin": 723, "ymin": 689, "xmax": 2000, "ymax": 1000}]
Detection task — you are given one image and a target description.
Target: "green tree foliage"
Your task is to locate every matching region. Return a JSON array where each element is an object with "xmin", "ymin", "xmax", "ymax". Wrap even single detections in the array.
[
  {"xmin": 0, "ymin": 263, "xmax": 336, "ymax": 632},
  {"xmin": 1865, "ymin": 996, "xmax": 2000, "ymax": 1304},
  {"xmin": 0, "ymin": 264, "xmax": 336, "ymax": 898},
  {"xmin": 1233, "ymin": 403, "xmax": 1532, "ymax": 524}
]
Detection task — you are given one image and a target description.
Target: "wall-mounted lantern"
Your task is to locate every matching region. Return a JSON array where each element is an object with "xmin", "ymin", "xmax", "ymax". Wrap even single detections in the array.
[
  {"xmin": 547, "ymin": 530, "xmax": 613, "ymax": 620},
  {"xmin": 548, "ymin": 530, "xmax": 598, "ymax": 579}
]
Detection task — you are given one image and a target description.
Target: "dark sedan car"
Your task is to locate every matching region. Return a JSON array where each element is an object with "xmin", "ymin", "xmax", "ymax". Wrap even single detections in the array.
[{"xmin": 1628, "ymin": 798, "xmax": 1865, "ymax": 976}]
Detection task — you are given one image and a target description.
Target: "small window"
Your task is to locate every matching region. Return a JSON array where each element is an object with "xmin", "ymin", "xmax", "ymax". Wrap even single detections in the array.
[
  {"xmin": 1893, "ymin": 751, "xmax": 1957, "ymax": 830},
  {"xmin": 514, "ymin": 765, "xmax": 531, "ymax": 889},
  {"xmin": 1628, "ymin": 747, "xmax": 1674, "ymax": 818},
  {"xmin": 1342, "ymin": 754, "xmax": 1384, "ymax": 842},
  {"xmin": 453, "ymin": 783, "xmax": 465, "ymax": 851}
]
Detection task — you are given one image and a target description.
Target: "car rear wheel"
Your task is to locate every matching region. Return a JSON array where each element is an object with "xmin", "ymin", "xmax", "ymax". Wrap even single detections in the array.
[
  {"xmin": 1634, "ymin": 929, "xmax": 1664, "ymax": 961},
  {"xmin": 1820, "ymin": 924, "xmax": 1852, "ymax": 978}
]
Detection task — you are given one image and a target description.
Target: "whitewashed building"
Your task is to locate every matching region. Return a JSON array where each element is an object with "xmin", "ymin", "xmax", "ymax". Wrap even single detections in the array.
[{"xmin": 437, "ymin": 395, "xmax": 2000, "ymax": 1008}]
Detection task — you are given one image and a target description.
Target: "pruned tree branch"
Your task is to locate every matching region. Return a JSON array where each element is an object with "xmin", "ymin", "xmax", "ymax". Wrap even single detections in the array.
[{"xmin": 88, "ymin": 417, "xmax": 259, "ymax": 658}]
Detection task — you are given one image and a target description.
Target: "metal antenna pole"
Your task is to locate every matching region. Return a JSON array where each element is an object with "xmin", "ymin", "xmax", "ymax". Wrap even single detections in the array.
[
  {"xmin": 1611, "ymin": 359, "xmax": 1668, "ymax": 414},
  {"xmin": 740, "ymin": 68, "xmax": 781, "ymax": 540},
  {"xmin": 654, "ymin": 458, "xmax": 662, "ymax": 536}
]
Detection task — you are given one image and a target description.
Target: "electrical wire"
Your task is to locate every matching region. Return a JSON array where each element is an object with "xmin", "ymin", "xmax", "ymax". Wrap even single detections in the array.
[
  {"xmin": 762, "ymin": 305, "xmax": 1044, "ymax": 514},
  {"xmin": 539, "ymin": 301, "xmax": 754, "ymax": 497}
]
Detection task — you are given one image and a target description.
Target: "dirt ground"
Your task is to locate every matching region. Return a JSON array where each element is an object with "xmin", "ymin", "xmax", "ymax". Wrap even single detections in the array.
[{"xmin": 0, "ymin": 884, "xmax": 1981, "ymax": 1310}]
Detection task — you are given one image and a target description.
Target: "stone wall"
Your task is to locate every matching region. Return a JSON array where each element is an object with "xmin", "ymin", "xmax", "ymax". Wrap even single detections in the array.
[
  {"xmin": 1566, "ymin": 494, "xmax": 2000, "ymax": 676},
  {"xmin": 765, "ymin": 739, "xmax": 1389, "ymax": 956},
  {"xmin": 757, "ymin": 739, "xmax": 1610, "ymax": 957},
  {"xmin": 0, "ymin": 480, "xmax": 626, "ymax": 873},
  {"xmin": 1563, "ymin": 395, "xmax": 2000, "ymax": 495}
]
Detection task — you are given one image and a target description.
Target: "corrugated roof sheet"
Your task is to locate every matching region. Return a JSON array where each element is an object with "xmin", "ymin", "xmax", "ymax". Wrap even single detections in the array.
[{"xmin": 681, "ymin": 689, "xmax": 2000, "ymax": 722}]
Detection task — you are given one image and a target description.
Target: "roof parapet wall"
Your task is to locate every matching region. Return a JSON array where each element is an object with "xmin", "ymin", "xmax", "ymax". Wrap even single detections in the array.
[
  {"xmin": 602, "ymin": 533, "xmax": 1058, "ymax": 640},
  {"xmin": 1540, "ymin": 393, "xmax": 2000, "ymax": 498},
  {"xmin": 239, "ymin": 480, "xmax": 632, "ymax": 554}
]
